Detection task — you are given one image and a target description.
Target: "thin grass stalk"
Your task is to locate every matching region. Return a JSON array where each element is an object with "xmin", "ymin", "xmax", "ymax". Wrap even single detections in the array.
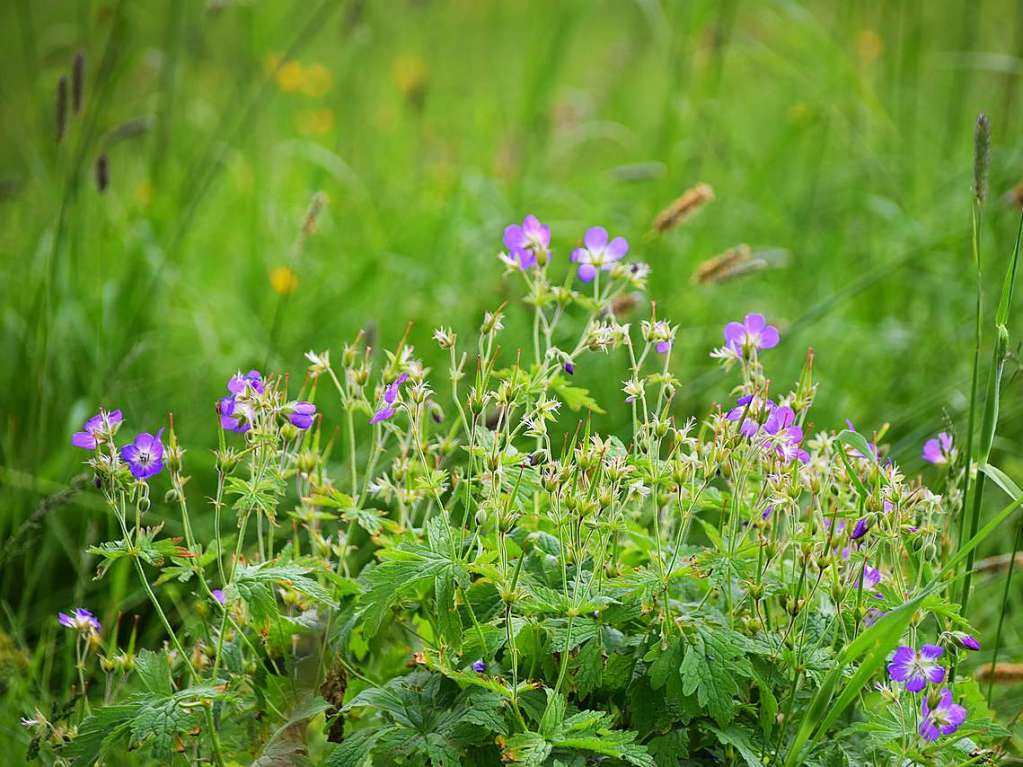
[
  {"xmin": 960, "ymin": 210, "xmax": 1023, "ymax": 621},
  {"xmin": 987, "ymin": 515, "xmax": 1023, "ymax": 704},
  {"xmin": 954, "ymin": 197, "xmax": 983, "ymax": 596}
]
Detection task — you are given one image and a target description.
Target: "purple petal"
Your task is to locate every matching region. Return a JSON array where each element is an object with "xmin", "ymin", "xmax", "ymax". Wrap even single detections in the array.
[
  {"xmin": 927, "ymin": 665, "xmax": 946, "ymax": 684},
  {"xmin": 504, "ymin": 224, "xmax": 527, "ymax": 250},
  {"xmin": 516, "ymin": 248, "xmax": 537, "ymax": 269},
  {"xmin": 922, "ymin": 439, "xmax": 943, "ymax": 464},
  {"xmin": 656, "ymin": 341, "xmax": 671, "ymax": 353},
  {"xmin": 83, "ymin": 414, "xmax": 105, "ymax": 433},
  {"xmin": 759, "ymin": 325, "xmax": 780, "ymax": 349},
  {"xmin": 920, "ymin": 644, "xmax": 943, "ymax": 661},
  {"xmin": 72, "ymin": 431, "xmax": 98, "ymax": 450},
  {"xmin": 571, "ymin": 247, "xmax": 586, "ymax": 264},
  {"xmin": 744, "ymin": 313, "xmax": 766, "ymax": 333},
  {"xmin": 905, "ymin": 675, "xmax": 927, "ymax": 693},
  {"xmin": 918, "ymin": 719, "xmax": 941, "ymax": 741},
  {"xmin": 584, "ymin": 226, "xmax": 608, "ymax": 250},
  {"xmin": 724, "ymin": 321, "xmax": 745, "ymax": 347},
  {"xmin": 577, "ymin": 263, "xmax": 597, "ymax": 283},
  {"xmin": 606, "ymin": 236, "xmax": 629, "ymax": 261},
  {"xmin": 370, "ymin": 406, "xmax": 395, "ymax": 424}
]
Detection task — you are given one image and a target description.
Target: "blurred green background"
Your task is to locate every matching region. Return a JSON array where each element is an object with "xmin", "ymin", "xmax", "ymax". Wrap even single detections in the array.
[{"xmin": 3, "ymin": 0, "xmax": 1023, "ymax": 753}]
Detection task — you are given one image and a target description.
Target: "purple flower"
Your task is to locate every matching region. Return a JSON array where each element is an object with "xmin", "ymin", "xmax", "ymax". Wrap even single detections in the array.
[
  {"xmin": 72, "ymin": 409, "xmax": 123, "ymax": 450},
  {"xmin": 888, "ymin": 644, "xmax": 945, "ymax": 692},
  {"xmin": 762, "ymin": 405, "xmax": 809, "ymax": 463},
  {"xmin": 219, "ymin": 396, "xmax": 252, "ymax": 433},
  {"xmin": 471, "ymin": 659, "xmax": 487, "ymax": 674},
  {"xmin": 656, "ymin": 341, "xmax": 671, "ymax": 353},
  {"xmin": 287, "ymin": 401, "xmax": 317, "ymax": 430},
  {"xmin": 724, "ymin": 313, "xmax": 780, "ymax": 354},
  {"xmin": 850, "ymin": 517, "xmax": 870, "ymax": 541},
  {"xmin": 228, "ymin": 369, "xmax": 264, "ymax": 396},
  {"xmin": 371, "ymin": 374, "xmax": 409, "ymax": 424},
  {"xmin": 212, "ymin": 589, "xmax": 226, "ymax": 605},
  {"xmin": 858, "ymin": 564, "xmax": 882, "ymax": 591},
  {"xmin": 957, "ymin": 633, "xmax": 981, "ymax": 652},
  {"xmin": 120, "ymin": 430, "xmax": 165, "ymax": 480},
  {"xmin": 726, "ymin": 394, "xmax": 774, "ymax": 439},
  {"xmin": 503, "ymin": 215, "xmax": 551, "ymax": 269},
  {"xmin": 563, "ymin": 361, "xmax": 575, "ymax": 375},
  {"xmin": 922, "ymin": 432, "xmax": 954, "ymax": 465},
  {"xmin": 58, "ymin": 608, "xmax": 101, "ymax": 635},
  {"xmin": 919, "ymin": 688, "xmax": 967, "ymax": 741},
  {"xmin": 572, "ymin": 226, "xmax": 628, "ymax": 283}
]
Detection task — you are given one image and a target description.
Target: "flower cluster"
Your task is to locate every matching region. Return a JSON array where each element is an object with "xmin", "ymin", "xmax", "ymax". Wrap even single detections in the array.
[{"xmin": 48, "ymin": 213, "xmax": 1003, "ymax": 767}]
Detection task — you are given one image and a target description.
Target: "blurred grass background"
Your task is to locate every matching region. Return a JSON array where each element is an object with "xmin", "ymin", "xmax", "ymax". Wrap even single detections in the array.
[{"xmin": 3, "ymin": 0, "xmax": 1023, "ymax": 754}]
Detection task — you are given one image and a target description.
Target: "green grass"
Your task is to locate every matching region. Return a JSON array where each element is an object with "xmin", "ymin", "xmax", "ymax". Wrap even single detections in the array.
[{"xmin": 3, "ymin": 0, "xmax": 1023, "ymax": 755}]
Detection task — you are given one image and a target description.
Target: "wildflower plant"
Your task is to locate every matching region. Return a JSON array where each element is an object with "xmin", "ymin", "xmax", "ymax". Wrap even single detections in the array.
[{"xmin": 33, "ymin": 205, "xmax": 1023, "ymax": 767}]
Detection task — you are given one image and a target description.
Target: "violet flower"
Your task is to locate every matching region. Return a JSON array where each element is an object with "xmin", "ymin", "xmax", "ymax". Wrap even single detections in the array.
[
  {"xmin": 919, "ymin": 688, "xmax": 967, "ymax": 741},
  {"xmin": 563, "ymin": 361, "xmax": 575, "ymax": 376},
  {"xmin": 502, "ymin": 215, "xmax": 551, "ymax": 269},
  {"xmin": 957, "ymin": 633, "xmax": 981, "ymax": 651},
  {"xmin": 726, "ymin": 394, "xmax": 774, "ymax": 439},
  {"xmin": 58, "ymin": 608, "xmax": 101, "ymax": 635},
  {"xmin": 288, "ymin": 401, "xmax": 317, "ymax": 430},
  {"xmin": 922, "ymin": 432, "xmax": 954, "ymax": 465},
  {"xmin": 212, "ymin": 589, "xmax": 226, "ymax": 605},
  {"xmin": 120, "ymin": 430, "xmax": 165, "ymax": 480},
  {"xmin": 656, "ymin": 341, "xmax": 671, "ymax": 353},
  {"xmin": 471, "ymin": 659, "xmax": 487, "ymax": 674},
  {"xmin": 219, "ymin": 396, "xmax": 253, "ymax": 433},
  {"xmin": 724, "ymin": 313, "xmax": 780, "ymax": 354},
  {"xmin": 72, "ymin": 409, "xmax": 123, "ymax": 450},
  {"xmin": 371, "ymin": 373, "xmax": 409, "ymax": 424},
  {"xmin": 888, "ymin": 644, "xmax": 945, "ymax": 692},
  {"xmin": 228, "ymin": 369, "xmax": 265, "ymax": 396},
  {"xmin": 850, "ymin": 517, "xmax": 870, "ymax": 541},
  {"xmin": 572, "ymin": 226, "xmax": 628, "ymax": 283},
  {"xmin": 763, "ymin": 405, "xmax": 809, "ymax": 463}
]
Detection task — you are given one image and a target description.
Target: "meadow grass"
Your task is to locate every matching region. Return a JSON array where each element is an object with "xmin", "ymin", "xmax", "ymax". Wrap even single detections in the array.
[{"xmin": 3, "ymin": 0, "xmax": 1023, "ymax": 759}]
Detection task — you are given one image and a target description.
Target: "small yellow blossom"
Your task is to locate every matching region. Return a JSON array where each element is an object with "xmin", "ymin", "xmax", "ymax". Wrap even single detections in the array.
[
  {"xmin": 276, "ymin": 61, "xmax": 305, "ymax": 92},
  {"xmin": 302, "ymin": 63, "xmax": 332, "ymax": 98},
  {"xmin": 270, "ymin": 266, "xmax": 299, "ymax": 295}
]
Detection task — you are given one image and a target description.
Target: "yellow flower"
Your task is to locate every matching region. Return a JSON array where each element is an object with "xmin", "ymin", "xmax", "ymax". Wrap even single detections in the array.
[
  {"xmin": 276, "ymin": 61, "xmax": 305, "ymax": 92},
  {"xmin": 270, "ymin": 266, "xmax": 299, "ymax": 295},
  {"xmin": 296, "ymin": 109, "xmax": 335, "ymax": 136},
  {"xmin": 302, "ymin": 63, "xmax": 332, "ymax": 98}
]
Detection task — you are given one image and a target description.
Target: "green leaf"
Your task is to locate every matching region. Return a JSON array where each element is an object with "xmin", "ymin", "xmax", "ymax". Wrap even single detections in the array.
[
  {"xmin": 502, "ymin": 732, "xmax": 553, "ymax": 765},
  {"xmin": 981, "ymin": 463, "xmax": 1022, "ymax": 500},
  {"xmin": 648, "ymin": 730, "xmax": 689, "ymax": 766},
  {"xmin": 326, "ymin": 726, "xmax": 392, "ymax": 767},
  {"xmin": 232, "ymin": 562, "xmax": 333, "ymax": 623},
  {"xmin": 551, "ymin": 378, "xmax": 606, "ymax": 414},
  {"xmin": 709, "ymin": 725, "xmax": 765, "ymax": 767},
  {"xmin": 61, "ymin": 704, "xmax": 137, "ymax": 765},
  {"xmin": 356, "ymin": 520, "xmax": 467, "ymax": 637},
  {"xmin": 679, "ymin": 627, "xmax": 747, "ymax": 726},
  {"xmin": 134, "ymin": 649, "xmax": 173, "ymax": 696}
]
